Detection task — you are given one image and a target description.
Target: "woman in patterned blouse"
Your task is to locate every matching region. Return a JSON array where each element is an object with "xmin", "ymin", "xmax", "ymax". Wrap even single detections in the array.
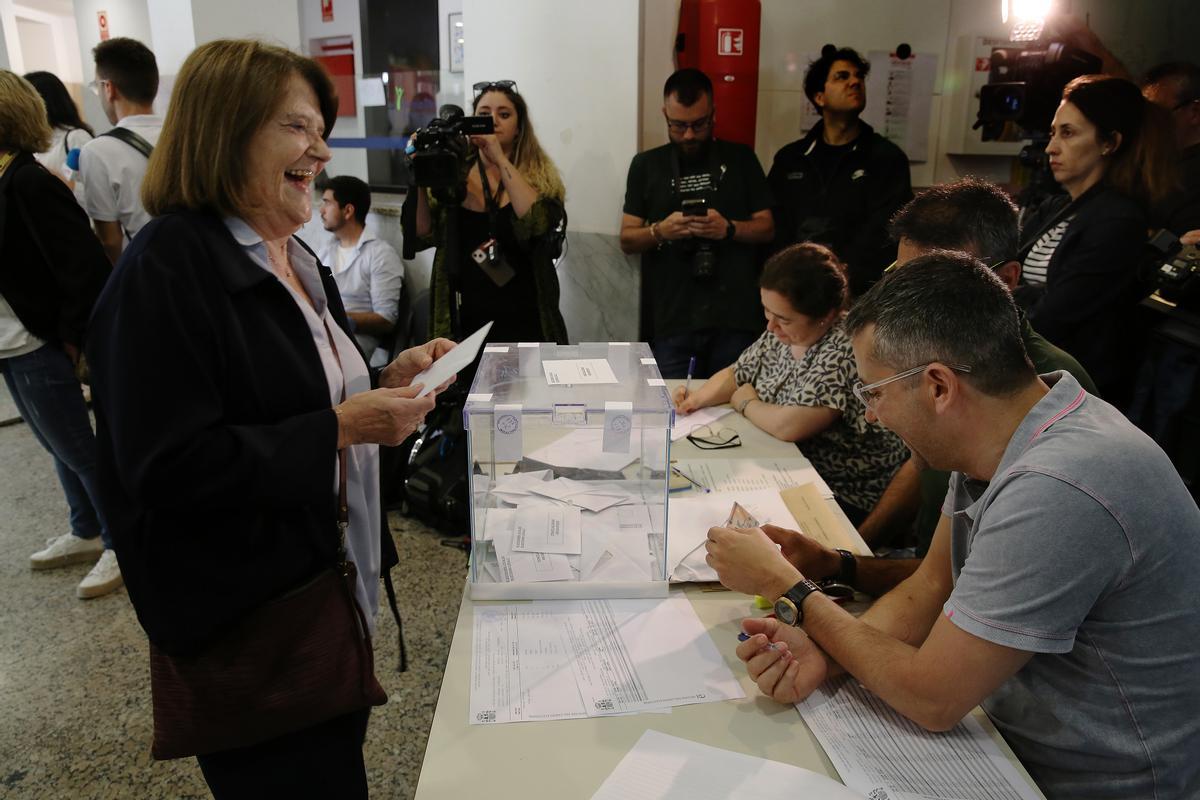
[{"xmin": 674, "ymin": 243, "xmax": 907, "ymax": 522}]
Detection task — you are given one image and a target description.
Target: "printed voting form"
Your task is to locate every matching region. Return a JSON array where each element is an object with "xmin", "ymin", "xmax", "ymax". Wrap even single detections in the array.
[
  {"xmin": 470, "ymin": 596, "xmax": 743, "ymax": 725},
  {"xmin": 798, "ymin": 676, "xmax": 1044, "ymax": 800},
  {"xmin": 673, "ymin": 458, "xmax": 834, "ymax": 499},
  {"xmin": 590, "ymin": 730, "xmax": 865, "ymax": 800}
]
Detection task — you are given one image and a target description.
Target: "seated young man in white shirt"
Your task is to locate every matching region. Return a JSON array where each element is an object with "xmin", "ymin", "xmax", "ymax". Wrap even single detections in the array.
[{"xmin": 317, "ymin": 175, "xmax": 405, "ymax": 364}]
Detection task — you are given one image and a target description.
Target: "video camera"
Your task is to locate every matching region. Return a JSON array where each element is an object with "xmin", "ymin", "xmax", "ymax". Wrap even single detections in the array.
[
  {"xmin": 405, "ymin": 104, "xmax": 495, "ymax": 190},
  {"xmin": 975, "ymin": 42, "xmax": 1101, "ymax": 142}
]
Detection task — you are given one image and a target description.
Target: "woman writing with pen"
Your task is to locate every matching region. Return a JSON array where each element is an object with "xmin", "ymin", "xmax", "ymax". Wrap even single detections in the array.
[{"xmin": 673, "ymin": 243, "xmax": 906, "ymax": 524}]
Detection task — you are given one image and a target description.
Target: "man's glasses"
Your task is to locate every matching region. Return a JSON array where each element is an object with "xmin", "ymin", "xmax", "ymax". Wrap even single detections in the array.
[
  {"xmin": 87, "ymin": 78, "xmax": 110, "ymax": 96},
  {"xmin": 665, "ymin": 113, "xmax": 713, "ymax": 134},
  {"xmin": 473, "ymin": 80, "xmax": 517, "ymax": 100},
  {"xmin": 852, "ymin": 362, "xmax": 972, "ymax": 407},
  {"xmin": 685, "ymin": 424, "xmax": 742, "ymax": 450}
]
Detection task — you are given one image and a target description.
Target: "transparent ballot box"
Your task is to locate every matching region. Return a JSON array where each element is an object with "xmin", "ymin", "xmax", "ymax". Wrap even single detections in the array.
[{"xmin": 465, "ymin": 342, "xmax": 673, "ymax": 600}]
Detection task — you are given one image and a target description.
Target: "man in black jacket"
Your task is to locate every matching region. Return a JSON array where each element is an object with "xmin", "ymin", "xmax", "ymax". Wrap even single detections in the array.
[{"xmin": 768, "ymin": 46, "xmax": 912, "ymax": 297}]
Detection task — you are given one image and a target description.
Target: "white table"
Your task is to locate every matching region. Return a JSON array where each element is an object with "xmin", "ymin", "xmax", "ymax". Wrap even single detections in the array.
[{"xmin": 413, "ymin": 393, "xmax": 1044, "ymax": 798}]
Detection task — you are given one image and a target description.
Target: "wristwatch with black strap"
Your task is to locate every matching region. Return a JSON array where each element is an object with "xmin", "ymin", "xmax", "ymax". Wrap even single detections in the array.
[
  {"xmin": 833, "ymin": 548, "xmax": 856, "ymax": 586},
  {"xmin": 724, "ymin": 219, "xmax": 737, "ymax": 241},
  {"xmin": 773, "ymin": 578, "xmax": 823, "ymax": 626}
]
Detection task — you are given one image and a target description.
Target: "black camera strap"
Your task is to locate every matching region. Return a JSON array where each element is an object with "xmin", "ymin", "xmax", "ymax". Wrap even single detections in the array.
[{"xmin": 476, "ymin": 158, "xmax": 505, "ymax": 239}]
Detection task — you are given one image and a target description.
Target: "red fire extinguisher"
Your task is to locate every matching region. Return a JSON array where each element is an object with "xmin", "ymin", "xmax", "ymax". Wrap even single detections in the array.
[{"xmin": 675, "ymin": 0, "xmax": 761, "ymax": 148}]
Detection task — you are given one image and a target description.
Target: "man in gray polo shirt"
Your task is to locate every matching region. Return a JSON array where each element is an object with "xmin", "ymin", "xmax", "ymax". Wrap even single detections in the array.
[{"xmin": 705, "ymin": 252, "xmax": 1200, "ymax": 799}]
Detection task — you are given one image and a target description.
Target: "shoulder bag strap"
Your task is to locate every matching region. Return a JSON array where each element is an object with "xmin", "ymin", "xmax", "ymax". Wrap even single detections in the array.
[
  {"xmin": 101, "ymin": 127, "xmax": 154, "ymax": 160},
  {"xmin": 321, "ymin": 315, "xmax": 407, "ymax": 670},
  {"xmin": 321, "ymin": 317, "xmax": 351, "ymax": 558}
]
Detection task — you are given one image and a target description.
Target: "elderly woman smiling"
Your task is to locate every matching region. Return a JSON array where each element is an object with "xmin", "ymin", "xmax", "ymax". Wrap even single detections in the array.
[{"xmin": 87, "ymin": 40, "xmax": 454, "ymax": 796}]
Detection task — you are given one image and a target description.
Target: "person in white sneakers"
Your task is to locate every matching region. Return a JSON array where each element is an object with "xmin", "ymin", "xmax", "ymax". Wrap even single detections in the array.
[{"xmin": 0, "ymin": 70, "xmax": 120, "ymax": 598}]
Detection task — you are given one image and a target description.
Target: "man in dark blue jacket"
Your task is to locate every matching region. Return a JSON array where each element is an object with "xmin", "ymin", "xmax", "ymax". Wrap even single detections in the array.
[{"xmin": 768, "ymin": 46, "xmax": 912, "ymax": 297}]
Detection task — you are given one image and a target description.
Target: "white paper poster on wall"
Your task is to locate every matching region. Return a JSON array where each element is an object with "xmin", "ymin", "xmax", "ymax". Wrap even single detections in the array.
[{"xmin": 862, "ymin": 51, "xmax": 937, "ymax": 163}]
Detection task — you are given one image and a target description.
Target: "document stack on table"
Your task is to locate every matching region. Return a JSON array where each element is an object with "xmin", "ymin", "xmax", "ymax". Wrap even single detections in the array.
[
  {"xmin": 799, "ymin": 676, "xmax": 1045, "ymax": 800},
  {"xmin": 469, "ymin": 595, "xmax": 744, "ymax": 724}
]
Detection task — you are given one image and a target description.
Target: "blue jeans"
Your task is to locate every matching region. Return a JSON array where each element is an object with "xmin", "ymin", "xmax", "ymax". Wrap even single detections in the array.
[
  {"xmin": 651, "ymin": 328, "xmax": 761, "ymax": 379},
  {"xmin": 1, "ymin": 343, "xmax": 110, "ymax": 548}
]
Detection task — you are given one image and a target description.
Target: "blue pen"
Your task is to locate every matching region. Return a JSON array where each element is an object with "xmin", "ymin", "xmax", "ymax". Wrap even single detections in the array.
[
  {"xmin": 737, "ymin": 632, "xmax": 785, "ymax": 651},
  {"xmin": 671, "ymin": 465, "xmax": 710, "ymax": 493},
  {"xmin": 684, "ymin": 355, "xmax": 696, "ymax": 395}
]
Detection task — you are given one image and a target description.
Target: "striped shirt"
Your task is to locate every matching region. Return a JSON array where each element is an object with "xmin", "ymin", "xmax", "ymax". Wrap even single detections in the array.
[{"xmin": 1022, "ymin": 217, "xmax": 1072, "ymax": 285}]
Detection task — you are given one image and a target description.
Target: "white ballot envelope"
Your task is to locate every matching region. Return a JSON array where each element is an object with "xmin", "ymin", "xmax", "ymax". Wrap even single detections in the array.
[{"xmin": 411, "ymin": 321, "xmax": 493, "ymax": 398}]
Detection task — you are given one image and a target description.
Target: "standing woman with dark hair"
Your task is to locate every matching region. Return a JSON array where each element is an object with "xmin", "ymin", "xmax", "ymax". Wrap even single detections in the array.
[
  {"xmin": 24, "ymin": 71, "xmax": 93, "ymax": 187},
  {"xmin": 1019, "ymin": 75, "xmax": 1177, "ymax": 406},
  {"xmin": 673, "ymin": 243, "xmax": 907, "ymax": 523},
  {"xmin": 409, "ymin": 81, "xmax": 569, "ymax": 344}
]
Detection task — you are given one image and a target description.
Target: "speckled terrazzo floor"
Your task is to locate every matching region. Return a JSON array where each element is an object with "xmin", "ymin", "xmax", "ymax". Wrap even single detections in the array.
[{"xmin": 0, "ymin": 410, "xmax": 468, "ymax": 799}]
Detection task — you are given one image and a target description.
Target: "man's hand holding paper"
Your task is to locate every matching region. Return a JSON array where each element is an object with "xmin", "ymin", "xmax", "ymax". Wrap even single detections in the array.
[{"xmin": 705, "ymin": 523, "xmax": 803, "ymax": 599}]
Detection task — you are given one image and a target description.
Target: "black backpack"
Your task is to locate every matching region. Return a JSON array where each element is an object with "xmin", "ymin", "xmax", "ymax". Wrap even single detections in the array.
[{"xmin": 382, "ymin": 385, "xmax": 472, "ymax": 540}]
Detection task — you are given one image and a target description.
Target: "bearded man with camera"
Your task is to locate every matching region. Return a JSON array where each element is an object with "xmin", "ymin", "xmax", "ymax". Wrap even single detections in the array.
[{"xmin": 620, "ymin": 68, "xmax": 774, "ymax": 378}]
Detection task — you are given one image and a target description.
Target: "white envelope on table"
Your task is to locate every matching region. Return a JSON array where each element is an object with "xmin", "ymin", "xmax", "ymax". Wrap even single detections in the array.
[{"xmin": 666, "ymin": 489, "xmax": 799, "ymax": 582}]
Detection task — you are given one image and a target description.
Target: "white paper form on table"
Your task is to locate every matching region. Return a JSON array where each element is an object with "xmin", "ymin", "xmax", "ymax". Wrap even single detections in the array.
[
  {"xmin": 470, "ymin": 604, "xmax": 588, "ymax": 724},
  {"xmin": 590, "ymin": 730, "xmax": 865, "ymax": 800},
  {"xmin": 561, "ymin": 596, "xmax": 744, "ymax": 716},
  {"xmin": 671, "ymin": 405, "xmax": 734, "ymax": 441},
  {"xmin": 469, "ymin": 597, "xmax": 742, "ymax": 725},
  {"xmin": 410, "ymin": 320, "xmax": 493, "ymax": 398},
  {"xmin": 798, "ymin": 676, "xmax": 1045, "ymax": 800},
  {"xmin": 673, "ymin": 457, "xmax": 834, "ymax": 499},
  {"xmin": 666, "ymin": 489, "xmax": 801, "ymax": 582}
]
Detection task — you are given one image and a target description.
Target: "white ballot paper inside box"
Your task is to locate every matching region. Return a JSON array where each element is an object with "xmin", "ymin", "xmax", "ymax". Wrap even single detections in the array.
[
  {"xmin": 798, "ymin": 676, "xmax": 1044, "ymax": 800},
  {"xmin": 469, "ymin": 596, "xmax": 743, "ymax": 725},
  {"xmin": 410, "ymin": 320, "xmax": 493, "ymax": 398},
  {"xmin": 511, "ymin": 506, "xmax": 583, "ymax": 555}
]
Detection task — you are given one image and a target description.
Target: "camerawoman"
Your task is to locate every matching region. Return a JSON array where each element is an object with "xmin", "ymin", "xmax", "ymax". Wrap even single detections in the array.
[{"xmin": 403, "ymin": 80, "xmax": 569, "ymax": 345}]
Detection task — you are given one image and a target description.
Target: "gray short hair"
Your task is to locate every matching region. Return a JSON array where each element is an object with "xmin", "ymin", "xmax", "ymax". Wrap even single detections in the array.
[{"xmin": 844, "ymin": 251, "xmax": 1035, "ymax": 396}]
